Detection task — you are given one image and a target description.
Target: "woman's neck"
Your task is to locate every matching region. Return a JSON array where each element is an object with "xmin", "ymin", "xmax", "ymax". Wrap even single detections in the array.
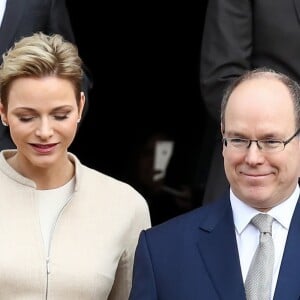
[{"xmin": 7, "ymin": 153, "xmax": 75, "ymax": 189}]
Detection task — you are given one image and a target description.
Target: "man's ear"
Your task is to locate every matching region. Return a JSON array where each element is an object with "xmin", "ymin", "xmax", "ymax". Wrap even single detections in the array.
[
  {"xmin": 221, "ymin": 122, "xmax": 226, "ymax": 156},
  {"xmin": 220, "ymin": 122, "xmax": 224, "ymax": 135}
]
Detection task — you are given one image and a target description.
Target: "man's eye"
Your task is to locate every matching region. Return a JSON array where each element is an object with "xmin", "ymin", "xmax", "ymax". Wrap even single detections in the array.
[
  {"xmin": 231, "ymin": 138, "xmax": 248, "ymax": 144},
  {"xmin": 228, "ymin": 138, "xmax": 249, "ymax": 148},
  {"xmin": 261, "ymin": 140, "xmax": 282, "ymax": 148}
]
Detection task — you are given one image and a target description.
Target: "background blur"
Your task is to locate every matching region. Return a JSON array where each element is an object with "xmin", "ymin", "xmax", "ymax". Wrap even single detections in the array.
[{"xmin": 67, "ymin": 1, "xmax": 209, "ymax": 193}]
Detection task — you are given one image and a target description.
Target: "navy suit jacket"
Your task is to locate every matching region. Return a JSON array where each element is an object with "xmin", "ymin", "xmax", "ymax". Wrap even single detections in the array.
[{"xmin": 129, "ymin": 194, "xmax": 300, "ymax": 299}]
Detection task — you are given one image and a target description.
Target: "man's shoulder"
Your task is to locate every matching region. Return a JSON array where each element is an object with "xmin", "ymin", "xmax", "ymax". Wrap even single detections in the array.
[
  {"xmin": 147, "ymin": 206, "xmax": 208, "ymax": 236},
  {"xmin": 145, "ymin": 196, "xmax": 230, "ymax": 239}
]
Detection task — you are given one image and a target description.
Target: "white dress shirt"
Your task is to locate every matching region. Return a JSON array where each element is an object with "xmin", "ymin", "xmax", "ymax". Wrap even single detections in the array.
[{"xmin": 231, "ymin": 185, "xmax": 299, "ymax": 299}]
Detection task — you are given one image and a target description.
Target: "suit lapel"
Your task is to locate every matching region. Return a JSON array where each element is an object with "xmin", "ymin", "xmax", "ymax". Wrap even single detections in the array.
[
  {"xmin": 274, "ymin": 199, "xmax": 300, "ymax": 299},
  {"xmin": 0, "ymin": 0, "xmax": 26, "ymax": 55},
  {"xmin": 196, "ymin": 198, "xmax": 246, "ymax": 300}
]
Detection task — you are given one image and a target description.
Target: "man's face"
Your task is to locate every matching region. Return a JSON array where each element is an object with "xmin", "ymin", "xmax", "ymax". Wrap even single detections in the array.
[{"xmin": 222, "ymin": 76, "xmax": 300, "ymax": 211}]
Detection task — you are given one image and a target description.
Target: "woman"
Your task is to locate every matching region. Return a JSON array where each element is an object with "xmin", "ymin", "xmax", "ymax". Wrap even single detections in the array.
[{"xmin": 0, "ymin": 32, "xmax": 151, "ymax": 299}]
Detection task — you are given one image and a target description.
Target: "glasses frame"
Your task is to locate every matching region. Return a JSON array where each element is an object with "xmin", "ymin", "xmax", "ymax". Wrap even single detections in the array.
[{"xmin": 223, "ymin": 128, "xmax": 300, "ymax": 152}]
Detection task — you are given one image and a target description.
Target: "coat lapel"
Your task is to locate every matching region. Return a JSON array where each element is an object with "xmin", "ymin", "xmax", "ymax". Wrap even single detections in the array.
[
  {"xmin": 0, "ymin": 0, "xmax": 26, "ymax": 55},
  {"xmin": 274, "ymin": 199, "xmax": 300, "ymax": 299},
  {"xmin": 196, "ymin": 198, "xmax": 246, "ymax": 300}
]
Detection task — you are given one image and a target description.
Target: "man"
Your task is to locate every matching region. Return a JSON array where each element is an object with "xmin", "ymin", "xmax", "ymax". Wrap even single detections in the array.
[
  {"xmin": 199, "ymin": 0, "xmax": 300, "ymax": 204},
  {"xmin": 0, "ymin": 0, "xmax": 92, "ymax": 149},
  {"xmin": 129, "ymin": 68, "xmax": 300, "ymax": 299}
]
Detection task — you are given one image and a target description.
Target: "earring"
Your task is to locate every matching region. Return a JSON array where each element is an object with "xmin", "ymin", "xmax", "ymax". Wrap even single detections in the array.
[
  {"xmin": 77, "ymin": 118, "xmax": 81, "ymax": 124},
  {"xmin": 1, "ymin": 119, "xmax": 7, "ymax": 127}
]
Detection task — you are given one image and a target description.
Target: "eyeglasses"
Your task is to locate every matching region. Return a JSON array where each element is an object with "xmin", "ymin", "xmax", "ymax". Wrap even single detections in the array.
[{"xmin": 223, "ymin": 128, "xmax": 300, "ymax": 153}]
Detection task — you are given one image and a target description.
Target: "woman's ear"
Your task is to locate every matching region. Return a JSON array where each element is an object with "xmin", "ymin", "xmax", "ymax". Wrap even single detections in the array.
[
  {"xmin": 78, "ymin": 92, "xmax": 85, "ymax": 121},
  {"xmin": 0, "ymin": 101, "xmax": 4, "ymax": 114},
  {"xmin": 0, "ymin": 102, "xmax": 8, "ymax": 126}
]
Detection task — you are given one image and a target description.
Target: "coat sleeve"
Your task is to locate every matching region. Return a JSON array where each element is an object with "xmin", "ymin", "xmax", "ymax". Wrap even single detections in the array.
[
  {"xmin": 48, "ymin": 0, "xmax": 76, "ymax": 42},
  {"xmin": 200, "ymin": 0, "xmax": 253, "ymax": 121},
  {"xmin": 109, "ymin": 191, "xmax": 151, "ymax": 300},
  {"xmin": 129, "ymin": 231, "xmax": 157, "ymax": 300}
]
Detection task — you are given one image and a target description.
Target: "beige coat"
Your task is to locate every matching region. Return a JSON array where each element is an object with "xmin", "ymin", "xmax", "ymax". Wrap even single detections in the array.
[{"xmin": 0, "ymin": 150, "xmax": 151, "ymax": 300}]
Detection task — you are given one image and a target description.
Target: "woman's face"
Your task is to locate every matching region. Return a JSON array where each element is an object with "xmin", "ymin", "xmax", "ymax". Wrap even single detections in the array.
[{"xmin": 0, "ymin": 76, "xmax": 84, "ymax": 169}]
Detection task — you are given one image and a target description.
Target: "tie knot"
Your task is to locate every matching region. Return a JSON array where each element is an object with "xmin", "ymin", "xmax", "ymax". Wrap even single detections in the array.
[{"xmin": 251, "ymin": 213, "xmax": 273, "ymax": 234}]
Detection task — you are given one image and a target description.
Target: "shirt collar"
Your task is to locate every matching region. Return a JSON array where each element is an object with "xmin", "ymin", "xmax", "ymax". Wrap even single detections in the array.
[{"xmin": 231, "ymin": 185, "xmax": 300, "ymax": 234}]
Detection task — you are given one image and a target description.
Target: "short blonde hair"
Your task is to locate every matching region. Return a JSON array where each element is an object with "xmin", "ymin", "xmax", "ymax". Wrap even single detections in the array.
[{"xmin": 0, "ymin": 32, "xmax": 83, "ymax": 109}]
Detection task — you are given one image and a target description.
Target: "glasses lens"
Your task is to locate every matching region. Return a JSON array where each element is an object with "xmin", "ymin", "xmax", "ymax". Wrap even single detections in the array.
[
  {"xmin": 259, "ymin": 140, "xmax": 284, "ymax": 152},
  {"xmin": 225, "ymin": 138, "xmax": 284, "ymax": 152}
]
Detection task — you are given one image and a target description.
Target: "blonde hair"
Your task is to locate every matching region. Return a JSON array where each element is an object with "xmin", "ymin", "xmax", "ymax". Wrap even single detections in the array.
[{"xmin": 0, "ymin": 32, "xmax": 83, "ymax": 109}]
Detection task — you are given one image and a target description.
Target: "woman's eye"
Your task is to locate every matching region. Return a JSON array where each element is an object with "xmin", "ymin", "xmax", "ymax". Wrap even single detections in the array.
[
  {"xmin": 54, "ymin": 115, "xmax": 68, "ymax": 120},
  {"xmin": 19, "ymin": 116, "xmax": 34, "ymax": 122}
]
